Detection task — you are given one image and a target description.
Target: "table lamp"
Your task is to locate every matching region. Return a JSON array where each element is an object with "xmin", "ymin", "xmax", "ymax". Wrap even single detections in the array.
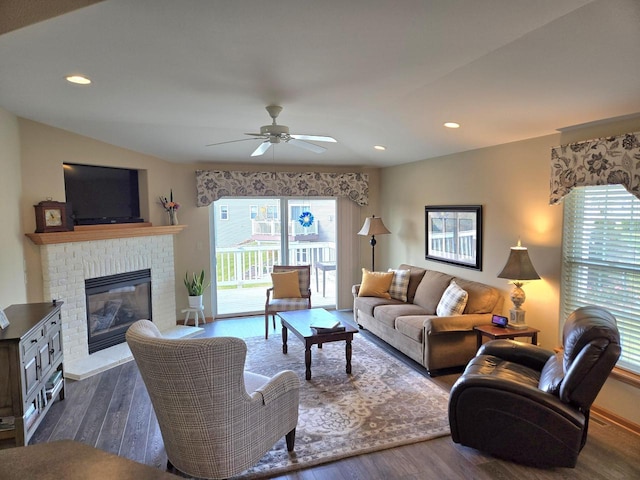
[{"xmin": 497, "ymin": 240, "xmax": 540, "ymax": 329}]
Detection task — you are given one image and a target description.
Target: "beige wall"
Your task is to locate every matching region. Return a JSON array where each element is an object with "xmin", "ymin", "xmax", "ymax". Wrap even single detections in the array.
[
  {"xmin": 0, "ymin": 107, "xmax": 27, "ymax": 307},
  {"xmin": 378, "ymin": 116, "xmax": 640, "ymax": 426}
]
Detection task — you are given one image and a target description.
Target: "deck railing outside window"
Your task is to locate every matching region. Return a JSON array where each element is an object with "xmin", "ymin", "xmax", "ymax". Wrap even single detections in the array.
[{"xmin": 216, "ymin": 242, "xmax": 335, "ymax": 287}]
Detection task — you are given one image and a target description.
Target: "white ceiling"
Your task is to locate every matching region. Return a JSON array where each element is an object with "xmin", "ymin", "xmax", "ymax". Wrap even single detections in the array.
[{"xmin": 1, "ymin": 0, "xmax": 639, "ymax": 167}]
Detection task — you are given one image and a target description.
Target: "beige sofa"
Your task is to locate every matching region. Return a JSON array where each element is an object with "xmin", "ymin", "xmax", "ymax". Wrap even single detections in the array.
[{"xmin": 352, "ymin": 264, "xmax": 504, "ymax": 375}]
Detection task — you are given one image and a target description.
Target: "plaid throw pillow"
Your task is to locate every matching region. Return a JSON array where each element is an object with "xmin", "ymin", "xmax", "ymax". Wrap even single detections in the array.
[
  {"xmin": 388, "ymin": 269, "xmax": 411, "ymax": 302},
  {"xmin": 436, "ymin": 280, "xmax": 469, "ymax": 316}
]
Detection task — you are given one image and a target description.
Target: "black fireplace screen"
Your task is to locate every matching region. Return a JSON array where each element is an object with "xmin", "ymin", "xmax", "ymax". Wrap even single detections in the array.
[{"xmin": 85, "ymin": 269, "xmax": 152, "ymax": 354}]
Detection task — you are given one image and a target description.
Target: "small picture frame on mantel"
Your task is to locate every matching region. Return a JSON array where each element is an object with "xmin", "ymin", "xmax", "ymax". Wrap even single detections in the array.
[{"xmin": 0, "ymin": 308, "xmax": 9, "ymax": 330}]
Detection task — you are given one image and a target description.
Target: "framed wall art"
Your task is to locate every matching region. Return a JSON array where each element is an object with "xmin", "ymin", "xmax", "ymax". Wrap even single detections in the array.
[{"xmin": 425, "ymin": 205, "xmax": 482, "ymax": 270}]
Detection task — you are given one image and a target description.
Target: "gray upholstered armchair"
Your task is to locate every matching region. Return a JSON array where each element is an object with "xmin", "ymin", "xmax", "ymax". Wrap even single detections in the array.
[
  {"xmin": 448, "ymin": 306, "xmax": 620, "ymax": 468},
  {"xmin": 126, "ymin": 320, "xmax": 300, "ymax": 479}
]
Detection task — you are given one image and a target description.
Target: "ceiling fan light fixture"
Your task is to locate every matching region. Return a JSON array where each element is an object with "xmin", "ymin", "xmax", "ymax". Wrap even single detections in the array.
[{"xmin": 260, "ymin": 124, "xmax": 289, "ymax": 136}]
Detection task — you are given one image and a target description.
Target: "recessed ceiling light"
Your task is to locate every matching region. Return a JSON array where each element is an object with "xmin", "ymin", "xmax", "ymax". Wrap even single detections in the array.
[
  {"xmin": 65, "ymin": 75, "xmax": 92, "ymax": 85},
  {"xmin": 444, "ymin": 122, "xmax": 460, "ymax": 129},
  {"xmin": 374, "ymin": 145, "xmax": 386, "ymax": 151}
]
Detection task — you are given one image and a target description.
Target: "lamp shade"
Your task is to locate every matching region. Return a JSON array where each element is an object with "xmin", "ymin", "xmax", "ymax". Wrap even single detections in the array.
[
  {"xmin": 358, "ymin": 215, "xmax": 391, "ymax": 236},
  {"xmin": 497, "ymin": 243, "xmax": 540, "ymax": 281}
]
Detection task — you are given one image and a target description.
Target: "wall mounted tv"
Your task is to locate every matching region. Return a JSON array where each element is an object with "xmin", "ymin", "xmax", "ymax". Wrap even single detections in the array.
[{"xmin": 63, "ymin": 163, "xmax": 143, "ymax": 225}]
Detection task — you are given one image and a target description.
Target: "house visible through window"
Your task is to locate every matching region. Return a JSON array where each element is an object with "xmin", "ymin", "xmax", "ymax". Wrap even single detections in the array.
[
  {"xmin": 266, "ymin": 205, "xmax": 278, "ymax": 220},
  {"xmin": 561, "ymin": 184, "xmax": 640, "ymax": 375}
]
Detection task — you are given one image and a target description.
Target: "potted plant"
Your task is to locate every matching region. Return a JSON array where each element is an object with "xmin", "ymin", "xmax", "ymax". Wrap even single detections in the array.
[{"xmin": 184, "ymin": 270, "xmax": 210, "ymax": 309}]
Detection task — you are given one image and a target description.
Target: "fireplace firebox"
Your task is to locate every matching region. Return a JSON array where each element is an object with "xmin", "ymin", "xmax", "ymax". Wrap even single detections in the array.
[{"xmin": 85, "ymin": 269, "xmax": 152, "ymax": 354}]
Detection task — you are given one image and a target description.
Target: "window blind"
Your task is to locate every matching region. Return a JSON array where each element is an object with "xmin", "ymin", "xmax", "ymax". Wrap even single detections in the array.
[{"xmin": 562, "ymin": 185, "xmax": 640, "ymax": 374}]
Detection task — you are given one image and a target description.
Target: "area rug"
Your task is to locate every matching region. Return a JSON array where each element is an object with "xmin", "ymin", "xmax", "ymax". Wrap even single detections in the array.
[{"xmin": 233, "ymin": 333, "xmax": 451, "ymax": 479}]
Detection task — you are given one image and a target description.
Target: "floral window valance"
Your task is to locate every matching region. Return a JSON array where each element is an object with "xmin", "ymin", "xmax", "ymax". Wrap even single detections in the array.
[
  {"xmin": 196, "ymin": 170, "xmax": 369, "ymax": 206},
  {"xmin": 550, "ymin": 131, "xmax": 640, "ymax": 205}
]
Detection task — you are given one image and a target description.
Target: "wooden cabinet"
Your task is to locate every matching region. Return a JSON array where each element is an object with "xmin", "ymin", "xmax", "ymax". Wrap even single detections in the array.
[{"xmin": 0, "ymin": 302, "xmax": 65, "ymax": 446}]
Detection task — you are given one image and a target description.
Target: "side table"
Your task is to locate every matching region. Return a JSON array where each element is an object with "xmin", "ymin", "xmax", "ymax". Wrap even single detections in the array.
[
  {"xmin": 315, "ymin": 262, "xmax": 336, "ymax": 297},
  {"xmin": 474, "ymin": 324, "xmax": 539, "ymax": 350},
  {"xmin": 181, "ymin": 308, "xmax": 205, "ymax": 327}
]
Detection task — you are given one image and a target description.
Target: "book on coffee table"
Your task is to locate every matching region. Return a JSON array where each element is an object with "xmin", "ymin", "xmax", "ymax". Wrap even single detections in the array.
[
  {"xmin": 311, "ymin": 325, "xmax": 346, "ymax": 334},
  {"xmin": 310, "ymin": 319, "xmax": 345, "ymax": 334}
]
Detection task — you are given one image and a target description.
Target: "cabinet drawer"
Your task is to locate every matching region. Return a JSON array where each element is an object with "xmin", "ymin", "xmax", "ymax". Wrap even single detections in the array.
[{"xmin": 22, "ymin": 326, "xmax": 45, "ymax": 357}]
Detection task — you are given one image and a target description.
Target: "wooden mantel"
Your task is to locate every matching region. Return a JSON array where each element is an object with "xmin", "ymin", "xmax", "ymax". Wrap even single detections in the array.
[{"xmin": 25, "ymin": 223, "xmax": 187, "ymax": 245}]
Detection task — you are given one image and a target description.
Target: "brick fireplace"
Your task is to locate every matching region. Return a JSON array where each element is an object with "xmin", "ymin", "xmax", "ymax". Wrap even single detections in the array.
[{"xmin": 28, "ymin": 225, "xmax": 198, "ymax": 380}]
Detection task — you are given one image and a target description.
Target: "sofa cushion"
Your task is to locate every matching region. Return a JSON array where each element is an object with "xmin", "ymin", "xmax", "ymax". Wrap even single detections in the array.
[
  {"xmin": 398, "ymin": 264, "xmax": 427, "ymax": 303},
  {"xmin": 388, "ymin": 268, "xmax": 411, "ymax": 302},
  {"xmin": 453, "ymin": 278, "xmax": 501, "ymax": 314},
  {"xmin": 436, "ymin": 280, "xmax": 469, "ymax": 316},
  {"xmin": 395, "ymin": 315, "xmax": 435, "ymax": 343},
  {"xmin": 358, "ymin": 269, "xmax": 394, "ymax": 299},
  {"xmin": 373, "ymin": 304, "xmax": 430, "ymax": 329},
  {"xmin": 354, "ymin": 295, "xmax": 404, "ymax": 318},
  {"xmin": 412, "ymin": 270, "xmax": 454, "ymax": 314}
]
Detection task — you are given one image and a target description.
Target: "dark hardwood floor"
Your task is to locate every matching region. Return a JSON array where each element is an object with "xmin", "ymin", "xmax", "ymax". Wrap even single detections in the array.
[{"xmin": 14, "ymin": 311, "xmax": 640, "ymax": 479}]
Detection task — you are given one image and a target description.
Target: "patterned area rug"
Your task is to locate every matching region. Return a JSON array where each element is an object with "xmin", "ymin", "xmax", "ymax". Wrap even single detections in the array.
[{"xmin": 233, "ymin": 333, "xmax": 451, "ymax": 479}]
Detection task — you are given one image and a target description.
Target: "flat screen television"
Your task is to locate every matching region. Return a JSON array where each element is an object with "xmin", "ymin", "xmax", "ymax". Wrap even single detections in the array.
[{"xmin": 63, "ymin": 163, "xmax": 143, "ymax": 225}]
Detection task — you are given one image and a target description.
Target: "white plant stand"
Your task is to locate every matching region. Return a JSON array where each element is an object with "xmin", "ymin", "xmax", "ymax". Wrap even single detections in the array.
[{"xmin": 182, "ymin": 308, "xmax": 205, "ymax": 327}]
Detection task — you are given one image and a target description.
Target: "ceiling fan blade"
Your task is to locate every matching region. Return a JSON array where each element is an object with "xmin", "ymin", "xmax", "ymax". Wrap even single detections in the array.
[
  {"xmin": 251, "ymin": 141, "xmax": 272, "ymax": 157},
  {"xmin": 288, "ymin": 138, "xmax": 327, "ymax": 154},
  {"xmin": 206, "ymin": 138, "xmax": 260, "ymax": 147},
  {"xmin": 290, "ymin": 134, "xmax": 337, "ymax": 143}
]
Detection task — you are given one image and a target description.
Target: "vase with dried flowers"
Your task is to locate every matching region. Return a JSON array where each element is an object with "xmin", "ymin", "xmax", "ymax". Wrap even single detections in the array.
[{"xmin": 160, "ymin": 189, "xmax": 180, "ymax": 225}]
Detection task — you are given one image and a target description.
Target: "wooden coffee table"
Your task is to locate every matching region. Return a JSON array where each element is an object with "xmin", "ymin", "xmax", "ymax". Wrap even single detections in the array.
[{"xmin": 278, "ymin": 309, "xmax": 358, "ymax": 380}]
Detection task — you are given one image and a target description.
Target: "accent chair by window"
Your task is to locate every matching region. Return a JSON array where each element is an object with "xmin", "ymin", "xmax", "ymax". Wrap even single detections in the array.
[{"xmin": 265, "ymin": 265, "xmax": 312, "ymax": 339}]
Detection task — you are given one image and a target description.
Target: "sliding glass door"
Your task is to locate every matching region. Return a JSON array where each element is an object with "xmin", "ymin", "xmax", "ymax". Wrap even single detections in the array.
[{"xmin": 212, "ymin": 197, "xmax": 337, "ymax": 317}]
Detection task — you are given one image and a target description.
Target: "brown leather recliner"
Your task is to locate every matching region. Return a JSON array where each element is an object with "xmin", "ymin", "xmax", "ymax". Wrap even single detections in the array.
[{"xmin": 448, "ymin": 306, "xmax": 621, "ymax": 468}]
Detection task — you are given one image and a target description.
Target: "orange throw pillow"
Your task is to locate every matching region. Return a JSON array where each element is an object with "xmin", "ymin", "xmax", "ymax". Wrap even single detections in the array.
[
  {"xmin": 358, "ymin": 268, "xmax": 394, "ymax": 299},
  {"xmin": 271, "ymin": 270, "xmax": 302, "ymax": 299}
]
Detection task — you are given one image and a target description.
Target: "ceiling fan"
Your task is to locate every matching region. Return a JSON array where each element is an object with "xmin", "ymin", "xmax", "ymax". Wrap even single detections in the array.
[{"xmin": 207, "ymin": 105, "xmax": 337, "ymax": 157}]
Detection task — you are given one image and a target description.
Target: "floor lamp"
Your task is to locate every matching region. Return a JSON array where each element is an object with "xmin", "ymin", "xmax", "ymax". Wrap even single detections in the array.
[{"xmin": 358, "ymin": 215, "xmax": 391, "ymax": 271}]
